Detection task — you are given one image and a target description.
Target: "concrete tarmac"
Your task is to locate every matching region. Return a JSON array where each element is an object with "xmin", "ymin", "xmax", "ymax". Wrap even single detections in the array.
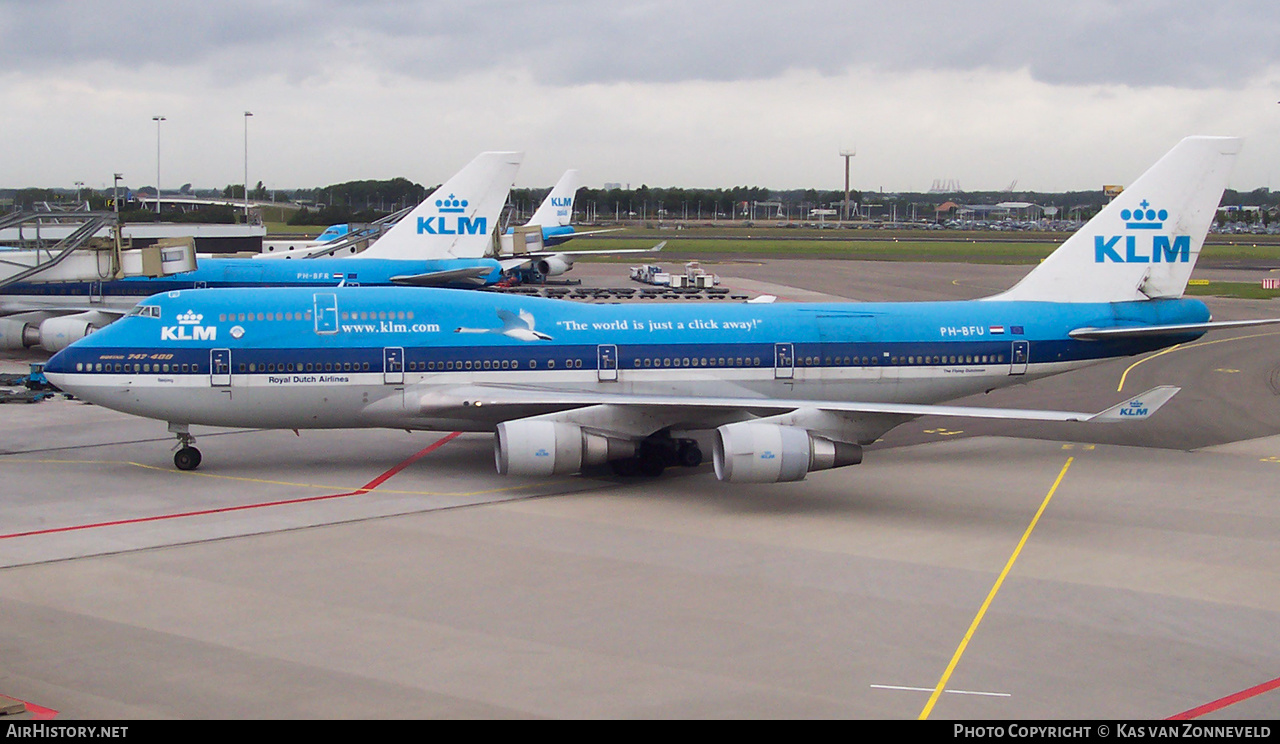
[{"xmin": 1, "ymin": 259, "xmax": 1278, "ymax": 719}]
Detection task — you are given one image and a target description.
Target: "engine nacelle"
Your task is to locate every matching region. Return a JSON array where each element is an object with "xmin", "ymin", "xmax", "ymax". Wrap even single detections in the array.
[
  {"xmin": 495, "ymin": 420, "xmax": 636, "ymax": 476},
  {"xmin": 38, "ymin": 315, "xmax": 101, "ymax": 352},
  {"xmin": 0, "ymin": 319, "xmax": 39, "ymax": 350},
  {"xmin": 712, "ymin": 422, "xmax": 863, "ymax": 483},
  {"xmin": 534, "ymin": 254, "xmax": 574, "ymax": 277}
]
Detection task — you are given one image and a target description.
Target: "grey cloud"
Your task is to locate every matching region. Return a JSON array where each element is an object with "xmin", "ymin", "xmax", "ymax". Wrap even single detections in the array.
[{"xmin": 4, "ymin": 0, "xmax": 1277, "ymax": 89}]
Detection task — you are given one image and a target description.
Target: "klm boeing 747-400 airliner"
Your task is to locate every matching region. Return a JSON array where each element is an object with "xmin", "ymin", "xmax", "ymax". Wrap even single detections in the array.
[{"xmin": 45, "ymin": 137, "xmax": 1278, "ymax": 481}]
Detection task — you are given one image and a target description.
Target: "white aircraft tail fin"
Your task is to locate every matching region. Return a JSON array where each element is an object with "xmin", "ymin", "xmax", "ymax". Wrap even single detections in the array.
[
  {"xmin": 988, "ymin": 136, "xmax": 1241, "ymax": 303},
  {"xmin": 527, "ymin": 169, "xmax": 580, "ymax": 228},
  {"xmin": 356, "ymin": 151, "xmax": 523, "ymax": 260}
]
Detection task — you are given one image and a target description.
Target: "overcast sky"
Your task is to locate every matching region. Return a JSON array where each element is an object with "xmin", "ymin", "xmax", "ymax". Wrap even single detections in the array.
[{"xmin": 4, "ymin": 0, "xmax": 1279, "ymax": 194}]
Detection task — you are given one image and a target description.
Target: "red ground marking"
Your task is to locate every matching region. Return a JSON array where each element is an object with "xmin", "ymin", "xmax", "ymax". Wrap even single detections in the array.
[
  {"xmin": 0, "ymin": 432, "xmax": 462, "ymax": 541},
  {"xmin": 1, "ymin": 694, "xmax": 58, "ymax": 719},
  {"xmin": 1168, "ymin": 675, "xmax": 1280, "ymax": 720}
]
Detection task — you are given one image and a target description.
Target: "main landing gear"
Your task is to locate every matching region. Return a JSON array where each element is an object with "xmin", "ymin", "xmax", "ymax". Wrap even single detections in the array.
[
  {"xmin": 609, "ymin": 434, "xmax": 702, "ymax": 477},
  {"xmin": 169, "ymin": 422, "xmax": 202, "ymax": 471}
]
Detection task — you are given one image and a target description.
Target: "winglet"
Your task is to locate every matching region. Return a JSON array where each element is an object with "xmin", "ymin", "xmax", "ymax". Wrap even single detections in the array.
[
  {"xmin": 650, "ymin": 241, "xmax": 666, "ymax": 252},
  {"xmin": 1087, "ymin": 386, "xmax": 1181, "ymax": 422}
]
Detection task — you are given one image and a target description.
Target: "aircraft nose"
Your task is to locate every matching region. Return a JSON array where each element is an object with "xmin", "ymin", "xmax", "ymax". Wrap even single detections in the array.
[{"xmin": 44, "ymin": 347, "xmax": 71, "ymax": 375}]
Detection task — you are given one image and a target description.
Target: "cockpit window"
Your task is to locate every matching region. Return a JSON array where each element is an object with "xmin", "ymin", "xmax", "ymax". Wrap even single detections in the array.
[{"xmin": 128, "ymin": 305, "xmax": 162, "ymax": 319}]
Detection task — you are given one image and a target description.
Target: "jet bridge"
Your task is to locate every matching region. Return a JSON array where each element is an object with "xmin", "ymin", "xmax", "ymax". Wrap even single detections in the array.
[
  {"xmin": 0, "ymin": 211, "xmax": 196, "ymax": 289},
  {"xmin": 257, "ymin": 205, "xmax": 416, "ymax": 259}
]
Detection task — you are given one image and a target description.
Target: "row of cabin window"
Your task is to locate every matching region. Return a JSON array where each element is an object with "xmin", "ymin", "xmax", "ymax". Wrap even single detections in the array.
[
  {"xmin": 239, "ymin": 359, "xmax": 590, "ymax": 373},
  {"xmin": 409, "ymin": 359, "xmax": 586, "ymax": 371},
  {"xmin": 634, "ymin": 356, "xmax": 762, "ymax": 368},
  {"xmin": 791, "ymin": 354, "xmax": 1008, "ymax": 366},
  {"xmin": 75, "ymin": 353, "xmax": 1012, "ymax": 377},
  {"xmin": 213, "ymin": 311, "xmax": 417, "ymax": 323},
  {"xmin": 75, "ymin": 362, "xmax": 199, "ymax": 373},
  {"xmin": 889, "ymin": 353, "xmax": 1006, "ymax": 365},
  {"xmin": 219, "ymin": 311, "xmax": 313, "ymax": 323},
  {"xmin": 241, "ymin": 362, "xmax": 370, "ymax": 373}
]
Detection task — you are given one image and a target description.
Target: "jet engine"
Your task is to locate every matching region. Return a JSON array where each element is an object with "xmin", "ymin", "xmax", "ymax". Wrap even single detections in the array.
[
  {"xmin": 712, "ymin": 422, "xmax": 863, "ymax": 483},
  {"xmin": 495, "ymin": 420, "xmax": 636, "ymax": 476},
  {"xmin": 534, "ymin": 254, "xmax": 574, "ymax": 277},
  {"xmin": 0, "ymin": 319, "xmax": 40, "ymax": 350},
  {"xmin": 38, "ymin": 314, "xmax": 104, "ymax": 352}
]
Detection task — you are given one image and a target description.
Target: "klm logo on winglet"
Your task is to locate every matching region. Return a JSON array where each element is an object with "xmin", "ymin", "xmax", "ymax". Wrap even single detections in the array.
[
  {"xmin": 550, "ymin": 197, "xmax": 571, "ymax": 208},
  {"xmin": 1118, "ymin": 399, "xmax": 1149, "ymax": 417},
  {"xmin": 417, "ymin": 193, "xmax": 487, "ymax": 235},
  {"xmin": 1095, "ymin": 200, "xmax": 1189, "ymax": 264}
]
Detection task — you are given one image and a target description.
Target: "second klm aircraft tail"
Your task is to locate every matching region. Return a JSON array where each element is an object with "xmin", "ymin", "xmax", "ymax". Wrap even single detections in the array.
[
  {"xmin": 356, "ymin": 151, "xmax": 523, "ymax": 261},
  {"xmin": 988, "ymin": 136, "xmax": 1241, "ymax": 304}
]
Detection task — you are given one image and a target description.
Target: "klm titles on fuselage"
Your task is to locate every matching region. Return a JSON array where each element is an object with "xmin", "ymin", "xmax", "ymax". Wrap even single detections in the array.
[
  {"xmin": 161, "ymin": 311, "xmax": 216, "ymax": 341},
  {"xmin": 1095, "ymin": 201, "xmax": 1190, "ymax": 264}
]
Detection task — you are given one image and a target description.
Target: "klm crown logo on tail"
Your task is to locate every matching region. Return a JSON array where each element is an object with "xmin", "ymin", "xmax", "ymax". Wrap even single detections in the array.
[
  {"xmin": 417, "ymin": 193, "xmax": 488, "ymax": 236},
  {"xmin": 1095, "ymin": 199, "xmax": 1190, "ymax": 264}
]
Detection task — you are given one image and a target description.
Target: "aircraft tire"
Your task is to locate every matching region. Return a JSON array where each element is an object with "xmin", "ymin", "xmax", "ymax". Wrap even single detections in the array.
[
  {"xmin": 677, "ymin": 443, "xmax": 703, "ymax": 468},
  {"xmin": 174, "ymin": 446, "xmax": 202, "ymax": 471},
  {"xmin": 637, "ymin": 452, "xmax": 666, "ymax": 477}
]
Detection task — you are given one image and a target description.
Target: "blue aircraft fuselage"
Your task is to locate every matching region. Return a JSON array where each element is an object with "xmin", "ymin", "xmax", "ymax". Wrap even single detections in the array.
[
  {"xmin": 44, "ymin": 286, "xmax": 1210, "ymax": 432},
  {"xmin": 1, "ymin": 256, "xmax": 505, "ymax": 305}
]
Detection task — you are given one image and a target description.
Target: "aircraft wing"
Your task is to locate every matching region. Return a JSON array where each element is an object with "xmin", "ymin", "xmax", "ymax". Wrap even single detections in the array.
[
  {"xmin": 559, "ymin": 228, "xmax": 623, "ymax": 239},
  {"xmin": 389, "ymin": 267, "xmax": 497, "ymax": 287},
  {"xmin": 1069, "ymin": 318, "xmax": 1280, "ymax": 340},
  {"xmin": 522, "ymin": 240, "xmax": 666, "ymax": 258},
  {"xmin": 0, "ymin": 305, "xmax": 128, "ymax": 319},
  {"xmin": 498, "ymin": 257, "xmax": 535, "ymax": 272},
  {"xmin": 409, "ymin": 383, "xmax": 1180, "ymax": 434}
]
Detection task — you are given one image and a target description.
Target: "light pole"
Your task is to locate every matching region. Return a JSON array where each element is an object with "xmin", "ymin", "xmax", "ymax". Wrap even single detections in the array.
[
  {"xmin": 152, "ymin": 116, "xmax": 166, "ymax": 215},
  {"xmin": 243, "ymin": 111, "xmax": 253, "ymax": 220},
  {"xmin": 840, "ymin": 148, "xmax": 855, "ymax": 223},
  {"xmin": 113, "ymin": 173, "xmax": 123, "ymax": 217}
]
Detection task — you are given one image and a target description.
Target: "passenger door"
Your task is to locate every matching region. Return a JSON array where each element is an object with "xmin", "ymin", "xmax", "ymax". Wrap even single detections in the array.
[
  {"xmin": 383, "ymin": 347, "xmax": 404, "ymax": 385},
  {"xmin": 774, "ymin": 342, "xmax": 795, "ymax": 379},
  {"xmin": 597, "ymin": 344, "xmax": 618, "ymax": 382},
  {"xmin": 210, "ymin": 348, "xmax": 231, "ymax": 386},
  {"xmin": 1010, "ymin": 340, "xmax": 1029, "ymax": 376},
  {"xmin": 314, "ymin": 293, "xmax": 338, "ymax": 334}
]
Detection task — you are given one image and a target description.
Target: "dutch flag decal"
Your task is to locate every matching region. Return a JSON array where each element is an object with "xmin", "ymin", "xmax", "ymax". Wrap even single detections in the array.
[{"xmin": 989, "ymin": 326, "xmax": 1005, "ymax": 335}]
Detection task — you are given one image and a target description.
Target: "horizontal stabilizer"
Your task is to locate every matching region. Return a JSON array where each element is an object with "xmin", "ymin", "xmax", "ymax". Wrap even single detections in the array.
[{"xmin": 1069, "ymin": 318, "xmax": 1280, "ymax": 340}]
